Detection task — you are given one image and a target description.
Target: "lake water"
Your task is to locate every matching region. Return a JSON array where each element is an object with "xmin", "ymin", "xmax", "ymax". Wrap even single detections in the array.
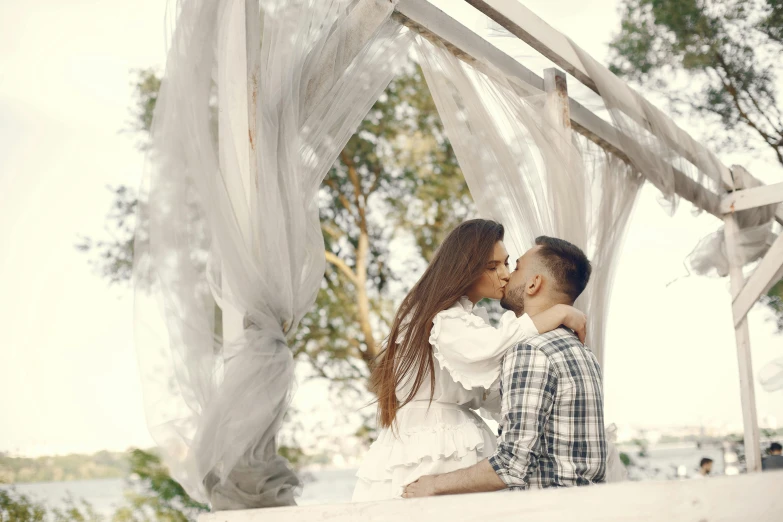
[{"xmin": 2, "ymin": 468, "xmax": 360, "ymax": 518}]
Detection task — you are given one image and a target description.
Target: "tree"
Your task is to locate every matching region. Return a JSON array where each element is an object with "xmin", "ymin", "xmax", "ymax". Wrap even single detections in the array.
[
  {"xmin": 0, "ymin": 449, "xmax": 207, "ymax": 522},
  {"xmin": 0, "ymin": 489, "xmax": 101, "ymax": 522},
  {"xmin": 81, "ymin": 65, "xmax": 473, "ymax": 399},
  {"xmin": 112, "ymin": 449, "xmax": 208, "ymax": 522},
  {"xmin": 609, "ymin": 0, "xmax": 783, "ymax": 329}
]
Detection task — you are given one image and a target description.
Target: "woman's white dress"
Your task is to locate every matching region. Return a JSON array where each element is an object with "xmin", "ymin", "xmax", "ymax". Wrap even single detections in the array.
[{"xmin": 352, "ymin": 297, "xmax": 539, "ymax": 501}]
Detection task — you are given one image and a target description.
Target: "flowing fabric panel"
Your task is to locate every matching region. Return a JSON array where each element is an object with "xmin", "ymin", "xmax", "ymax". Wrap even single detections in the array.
[
  {"xmin": 134, "ymin": 0, "xmax": 413, "ymax": 509},
  {"xmin": 416, "ymin": 37, "xmax": 643, "ymax": 364},
  {"xmin": 568, "ymin": 36, "xmax": 782, "ymax": 397}
]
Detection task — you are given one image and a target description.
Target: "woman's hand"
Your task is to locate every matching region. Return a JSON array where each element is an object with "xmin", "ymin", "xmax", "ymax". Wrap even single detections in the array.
[{"xmin": 558, "ymin": 304, "xmax": 586, "ymax": 343}]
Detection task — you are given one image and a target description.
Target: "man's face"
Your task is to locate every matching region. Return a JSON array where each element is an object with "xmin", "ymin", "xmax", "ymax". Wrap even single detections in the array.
[
  {"xmin": 703, "ymin": 462, "xmax": 712, "ymax": 474},
  {"xmin": 500, "ymin": 246, "xmax": 540, "ymax": 316}
]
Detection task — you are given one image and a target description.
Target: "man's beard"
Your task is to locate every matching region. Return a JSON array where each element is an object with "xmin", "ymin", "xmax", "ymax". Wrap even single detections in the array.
[{"xmin": 500, "ymin": 285, "xmax": 526, "ymax": 316}]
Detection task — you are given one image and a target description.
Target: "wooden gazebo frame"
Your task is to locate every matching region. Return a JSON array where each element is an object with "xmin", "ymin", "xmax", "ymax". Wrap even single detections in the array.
[
  {"xmin": 394, "ymin": 0, "xmax": 783, "ymax": 474},
  {"xmin": 212, "ymin": 1, "xmax": 783, "ymax": 519}
]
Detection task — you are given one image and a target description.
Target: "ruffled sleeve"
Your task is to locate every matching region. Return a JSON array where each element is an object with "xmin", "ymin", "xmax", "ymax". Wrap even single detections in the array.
[{"xmin": 429, "ymin": 300, "xmax": 538, "ymax": 390}]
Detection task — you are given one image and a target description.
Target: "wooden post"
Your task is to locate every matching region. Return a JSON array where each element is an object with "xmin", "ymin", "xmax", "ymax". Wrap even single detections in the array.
[
  {"xmin": 220, "ymin": 0, "xmax": 258, "ymax": 349},
  {"xmin": 544, "ymin": 68, "xmax": 571, "ymax": 131},
  {"xmin": 723, "ymin": 210, "xmax": 762, "ymax": 473},
  {"xmin": 246, "ymin": 0, "xmax": 259, "ymax": 201}
]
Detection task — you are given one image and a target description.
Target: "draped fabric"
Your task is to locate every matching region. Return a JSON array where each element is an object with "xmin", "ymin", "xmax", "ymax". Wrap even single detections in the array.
[
  {"xmin": 417, "ymin": 37, "xmax": 643, "ymax": 364},
  {"xmin": 134, "ymin": 0, "xmax": 413, "ymax": 508},
  {"xmin": 567, "ymin": 39, "xmax": 779, "ymax": 316}
]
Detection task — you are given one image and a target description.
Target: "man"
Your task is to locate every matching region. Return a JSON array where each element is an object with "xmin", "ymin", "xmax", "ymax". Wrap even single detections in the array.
[
  {"xmin": 403, "ymin": 236, "xmax": 606, "ymax": 496},
  {"xmin": 762, "ymin": 442, "xmax": 783, "ymax": 471},
  {"xmin": 693, "ymin": 458, "xmax": 713, "ymax": 479}
]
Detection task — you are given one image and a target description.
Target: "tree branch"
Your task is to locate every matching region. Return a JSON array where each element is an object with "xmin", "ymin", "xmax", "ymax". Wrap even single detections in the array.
[
  {"xmin": 340, "ymin": 151, "xmax": 369, "ymax": 231},
  {"xmin": 322, "ymin": 176, "xmax": 356, "ymax": 221},
  {"xmin": 709, "ymin": 61, "xmax": 783, "ymax": 165},
  {"xmin": 369, "ymin": 164, "xmax": 384, "ymax": 195},
  {"xmin": 325, "ymin": 250, "xmax": 359, "ymax": 286}
]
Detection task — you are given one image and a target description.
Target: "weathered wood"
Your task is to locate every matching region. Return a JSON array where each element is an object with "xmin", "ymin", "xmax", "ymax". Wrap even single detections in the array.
[
  {"xmin": 394, "ymin": 0, "xmax": 543, "ymax": 96},
  {"xmin": 394, "ymin": 0, "xmax": 724, "ymax": 218},
  {"xmin": 731, "ymin": 166, "xmax": 783, "ymax": 230},
  {"xmin": 544, "ymin": 68, "xmax": 571, "ymax": 131},
  {"xmin": 732, "ymin": 230, "xmax": 783, "ymax": 325},
  {"xmin": 246, "ymin": 0, "xmax": 259, "ymax": 197},
  {"xmin": 724, "ymin": 212, "xmax": 763, "ymax": 473},
  {"xmin": 200, "ymin": 472, "xmax": 783, "ymax": 522},
  {"xmin": 721, "ymin": 182, "xmax": 783, "ymax": 213}
]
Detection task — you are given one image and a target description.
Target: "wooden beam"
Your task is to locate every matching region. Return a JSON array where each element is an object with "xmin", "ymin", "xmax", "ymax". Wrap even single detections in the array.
[
  {"xmin": 200, "ymin": 472, "xmax": 783, "ymax": 522},
  {"xmin": 465, "ymin": 0, "xmax": 739, "ymax": 191},
  {"xmin": 466, "ymin": 0, "xmax": 595, "ymax": 90},
  {"xmin": 394, "ymin": 0, "xmax": 543, "ymax": 96},
  {"xmin": 723, "ymin": 213, "xmax": 763, "ymax": 473},
  {"xmin": 731, "ymin": 165, "xmax": 783, "ymax": 229},
  {"xmin": 732, "ymin": 230, "xmax": 783, "ymax": 325},
  {"xmin": 567, "ymin": 100, "xmax": 723, "ymax": 217},
  {"xmin": 393, "ymin": 0, "xmax": 724, "ymax": 218},
  {"xmin": 721, "ymin": 182, "xmax": 783, "ymax": 213}
]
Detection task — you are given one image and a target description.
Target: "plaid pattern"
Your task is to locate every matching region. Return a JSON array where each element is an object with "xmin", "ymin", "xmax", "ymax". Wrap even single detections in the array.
[{"xmin": 488, "ymin": 327, "xmax": 606, "ymax": 490}]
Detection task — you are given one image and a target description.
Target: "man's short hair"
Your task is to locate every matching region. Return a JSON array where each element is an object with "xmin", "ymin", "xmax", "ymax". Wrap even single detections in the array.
[
  {"xmin": 534, "ymin": 236, "xmax": 592, "ymax": 303},
  {"xmin": 699, "ymin": 457, "xmax": 713, "ymax": 467},
  {"xmin": 770, "ymin": 442, "xmax": 782, "ymax": 452}
]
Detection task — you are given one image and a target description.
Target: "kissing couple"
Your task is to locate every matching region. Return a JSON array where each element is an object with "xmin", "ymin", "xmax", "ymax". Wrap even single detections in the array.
[{"xmin": 352, "ymin": 219, "xmax": 623, "ymax": 501}]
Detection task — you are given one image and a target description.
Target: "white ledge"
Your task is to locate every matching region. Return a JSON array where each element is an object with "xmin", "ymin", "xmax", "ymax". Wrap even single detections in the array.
[{"xmin": 200, "ymin": 472, "xmax": 783, "ymax": 522}]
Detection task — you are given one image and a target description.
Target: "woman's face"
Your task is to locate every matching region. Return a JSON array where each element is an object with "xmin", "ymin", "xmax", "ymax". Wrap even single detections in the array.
[{"xmin": 467, "ymin": 240, "xmax": 511, "ymax": 302}]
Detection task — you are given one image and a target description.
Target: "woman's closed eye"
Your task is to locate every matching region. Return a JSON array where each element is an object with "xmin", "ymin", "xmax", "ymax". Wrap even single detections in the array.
[{"xmin": 488, "ymin": 260, "xmax": 509, "ymax": 271}]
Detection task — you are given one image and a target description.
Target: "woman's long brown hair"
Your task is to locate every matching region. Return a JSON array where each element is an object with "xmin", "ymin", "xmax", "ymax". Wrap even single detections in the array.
[{"xmin": 370, "ymin": 219, "xmax": 505, "ymax": 429}]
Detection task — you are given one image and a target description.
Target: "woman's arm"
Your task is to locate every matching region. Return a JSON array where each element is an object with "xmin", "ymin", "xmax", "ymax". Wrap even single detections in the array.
[{"xmin": 529, "ymin": 304, "xmax": 586, "ymax": 343}]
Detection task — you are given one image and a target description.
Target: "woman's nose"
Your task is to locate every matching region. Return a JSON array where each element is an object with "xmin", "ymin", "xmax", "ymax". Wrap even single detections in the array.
[{"xmin": 499, "ymin": 265, "xmax": 511, "ymax": 282}]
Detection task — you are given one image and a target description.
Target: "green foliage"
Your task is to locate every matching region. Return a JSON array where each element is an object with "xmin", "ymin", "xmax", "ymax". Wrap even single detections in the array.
[
  {"xmin": 0, "ymin": 490, "xmax": 101, "ymax": 522},
  {"xmin": 763, "ymin": 278, "xmax": 783, "ymax": 331},
  {"xmin": 128, "ymin": 69, "xmax": 161, "ymax": 138},
  {"xmin": 609, "ymin": 0, "xmax": 783, "ymax": 163},
  {"xmin": 75, "ymin": 186, "xmax": 137, "ymax": 285},
  {"xmin": 295, "ymin": 63, "xmax": 473, "ymax": 383},
  {"xmin": 619, "ymin": 452, "xmax": 633, "ymax": 467},
  {"xmin": 112, "ymin": 450, "xmax": 207, "ymax": 522},
  {"xmin": 0, "ymin": 489, "xmax": 47, "ymax": 522},
  {"xmin": 610, "ymin": 0, "xmax": 783, "ymax": 329},
  {"xmin": 0, "ymin": 449, "xmax": 206, "ymax": 522}
]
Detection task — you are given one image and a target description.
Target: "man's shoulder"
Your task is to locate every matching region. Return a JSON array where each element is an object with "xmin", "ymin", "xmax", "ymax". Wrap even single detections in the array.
[{"xmin": 506, "ymin": 328, "xmax": 600, "ymax": 375}]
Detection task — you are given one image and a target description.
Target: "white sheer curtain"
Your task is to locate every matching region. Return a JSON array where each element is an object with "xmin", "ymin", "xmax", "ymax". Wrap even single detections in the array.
[
  {"xmin": 134, "ymin": 0, "xmax": 413, "ymax": 509},
  {"xmin": 566, "ymin": 37, "xmax": 782, "ymax": 398},
  {"xmin": 416, "ymin": 37, "xmax": 643, "ymax": 365},
  {"xmin": 568, "ymin": 39, "xmax": 779, "ymax": 309}
]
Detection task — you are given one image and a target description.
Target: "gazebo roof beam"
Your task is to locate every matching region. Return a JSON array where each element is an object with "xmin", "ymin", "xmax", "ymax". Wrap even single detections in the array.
[{"xmin": 394, "ymin": 0, "xmax": 723, "ymax": 217}]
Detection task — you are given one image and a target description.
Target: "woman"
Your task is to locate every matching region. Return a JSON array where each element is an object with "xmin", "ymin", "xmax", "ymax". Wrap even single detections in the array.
[{"xmin": 352, "ymin": 219, "xmax": 586, "ymax": 501}]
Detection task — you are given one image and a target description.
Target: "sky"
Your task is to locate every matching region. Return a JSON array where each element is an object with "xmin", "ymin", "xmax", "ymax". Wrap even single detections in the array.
[{"xmin": 1, "ymin": 0, "xmax": 782, "ymax": 458}]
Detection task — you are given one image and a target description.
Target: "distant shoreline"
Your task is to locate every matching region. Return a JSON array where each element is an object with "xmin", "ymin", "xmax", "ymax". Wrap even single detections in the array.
[{"xmin": 0, "ymin": 450, "xmax": 132, "ymax": 484}]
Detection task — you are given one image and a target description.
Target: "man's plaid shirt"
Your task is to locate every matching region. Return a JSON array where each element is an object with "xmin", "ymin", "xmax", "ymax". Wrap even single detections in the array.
[{"xmin": 488, "ymin": 327, "xmax": 606, "ymax": 489}]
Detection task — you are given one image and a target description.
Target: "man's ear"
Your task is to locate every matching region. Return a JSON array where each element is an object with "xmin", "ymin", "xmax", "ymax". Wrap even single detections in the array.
[{"xmin": 526, "ymin": 274, "xmax": 543, "ymax": 296}]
